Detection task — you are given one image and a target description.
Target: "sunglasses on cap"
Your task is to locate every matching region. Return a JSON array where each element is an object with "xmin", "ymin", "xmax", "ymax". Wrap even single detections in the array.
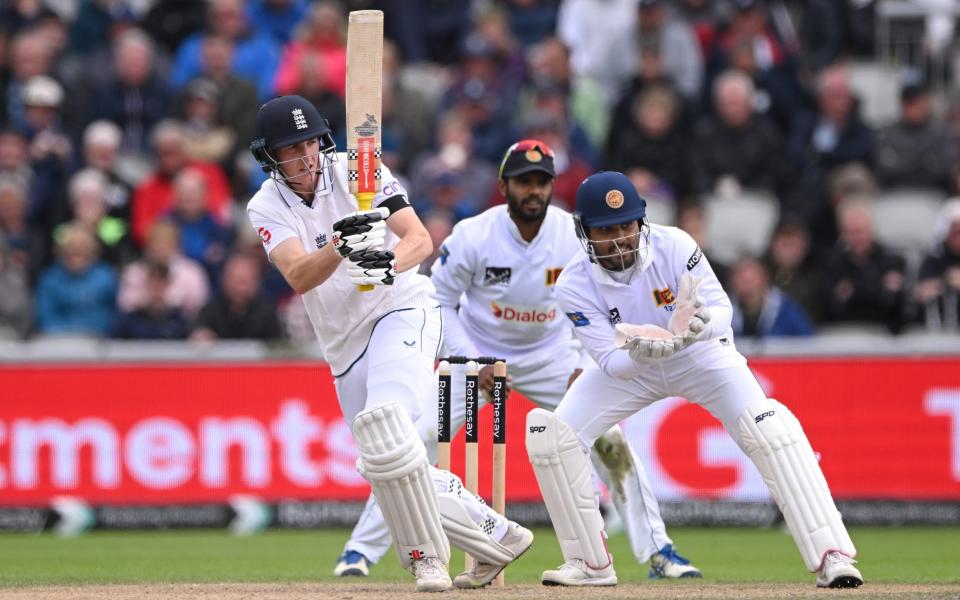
[{"xmin": 498, "ymin": 139, "xmax": 555, "ymax": 179}]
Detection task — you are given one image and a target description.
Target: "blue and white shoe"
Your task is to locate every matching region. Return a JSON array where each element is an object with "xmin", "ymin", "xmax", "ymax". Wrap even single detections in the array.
[
  {"xmin": 334, "ymin": 550, "xmax": 371, "ymax": 577},
  {"xmin": 648, "ymin": 544, "xmax": 702, "ymax": 579}
]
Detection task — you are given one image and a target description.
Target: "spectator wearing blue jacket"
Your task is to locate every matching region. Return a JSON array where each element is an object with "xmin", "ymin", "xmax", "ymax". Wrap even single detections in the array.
[
  {"xmin": 170, "ymin": 0, "xmax": 280, "ymax": 100},
  {"xmin": 730, "ymin": 255, "xmax": 815, "ymax": 338},
  {"xmin": 35, "ymin": 223, "xmax": 117, "ymax": 336},
  {"xmin": 248, "ymin": 0, "xmax": 309, "ymax": 44}
]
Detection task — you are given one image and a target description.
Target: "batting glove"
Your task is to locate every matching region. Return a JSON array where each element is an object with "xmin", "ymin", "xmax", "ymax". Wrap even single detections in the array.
[
  {"xmin": 346, "ymin": 249, "xmax": 396, "ymax": 286},
  {"xmin": 332, "ymin": 207, "xmax": 389, "ymax": 258}
]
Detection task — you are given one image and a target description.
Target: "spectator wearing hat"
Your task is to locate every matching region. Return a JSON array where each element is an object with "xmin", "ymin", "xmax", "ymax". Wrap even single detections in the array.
[
  {"xmin": 18, "ymin": 75, "xmax": 72, "ymax": 232},
  {"xmin": 911, "ymin": 200, "xmax": 960, "ymax": 331},
  {"xmin": 874, "ymin": 71, "xmax": 956, "ymax": 194},
  {"xmin": 4, "ymin": 29, "xmax": 55, "ymax": 134},
  {"xmin": 730, "ymin": 255, "xmax": 814, "ymax": 338},
  {"xmin": 35, "ymin": 223, "xmax": 118, "ymax": 337}
]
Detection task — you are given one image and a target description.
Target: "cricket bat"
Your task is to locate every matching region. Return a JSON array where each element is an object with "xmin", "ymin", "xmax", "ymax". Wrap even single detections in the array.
[{"xmin": 346, "ymin": 10, "xmax": 384, "ymax": 292}]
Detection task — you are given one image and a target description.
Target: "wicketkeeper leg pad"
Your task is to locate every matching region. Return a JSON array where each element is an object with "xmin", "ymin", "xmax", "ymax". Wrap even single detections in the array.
[
  {"xmin": 734, "ymin": 397, "xmax": 856, "ymax": 571},
  {"xmin": 526, "ymin": 408, "xmax": 612, "ymax": 569},
  {"xmin": 353, "ymin": 402, "xmax": 450, "ymax": 569},
  {"xmin": 431, "ymin": 468, "xmax": 514, "ymax": 565}
]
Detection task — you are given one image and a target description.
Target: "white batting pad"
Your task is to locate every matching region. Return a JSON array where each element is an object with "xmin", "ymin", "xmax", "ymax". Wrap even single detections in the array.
[
  {"xmin": 734, "ymin": 397, "xmax": 856, "ymax": 571},
  {"xmin": 353, "ymin": 402, "xmax": 450, "ymax": 569},
  {"xmin": 432, "ymin": 468, "xmax": 514, "ymax": 565},
  {"xmin": 526, "ymin": 408, "xmax": 612, "ymax": 569}
]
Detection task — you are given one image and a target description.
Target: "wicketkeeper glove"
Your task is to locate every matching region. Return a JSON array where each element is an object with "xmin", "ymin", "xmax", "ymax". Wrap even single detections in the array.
[
  {"xmin": 346, "ymin": 249, "xmax": 396, "ymax": 286},
  {"xmin": 332, "ymin": 207, "xmax": 389, "ymax": 257},
  {"xmin": 669, "ymin": 272, "xmax": 712, "ymax": 346},
  {"xmin": 614, "ymin": 322, "xmax": 683, "ymax": 361}
]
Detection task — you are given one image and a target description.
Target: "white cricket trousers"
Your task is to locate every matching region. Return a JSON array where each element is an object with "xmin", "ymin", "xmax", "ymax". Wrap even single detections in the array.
[{"xmin": 344, "ymin": 341, "xmax": 672, "ymax": 563}]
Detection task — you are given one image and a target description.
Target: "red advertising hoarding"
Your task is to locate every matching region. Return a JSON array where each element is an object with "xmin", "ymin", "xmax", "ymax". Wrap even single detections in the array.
[{"xmin": 0, "ymin": 358, "xmax": 958, "ymax": 506}]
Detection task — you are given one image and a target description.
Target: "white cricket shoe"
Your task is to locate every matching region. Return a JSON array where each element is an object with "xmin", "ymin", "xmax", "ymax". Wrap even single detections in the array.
[
  {"xmin": 816, "ymin": 551, "xmax": 863, "ymax": 588},
  {"xmin": 648, "ymin": 544, "xmax": 702, "ymax": 579},
  {"xmin": 453, "ymin": 521, "xmax": 534, "ymax": 589},
  {"xmin": 541, "ymin": 558, "xmax": 617, "ymax": 586},
  {"xmin": 412, "ymin": 556, "xmax": 452, "ymax": 592}
]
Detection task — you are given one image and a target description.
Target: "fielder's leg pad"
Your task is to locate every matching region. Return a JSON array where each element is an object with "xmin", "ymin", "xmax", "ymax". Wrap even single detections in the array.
[
  {"xmin": 353, "ymin": 402, "xmax": 450, "ymax": 569},
  {"xmin": 734, "ymin": 397, "xmax": 856, "ymax": 571},
  {"xmin": 526, "ymin": 408, "xmax": 611, "ymax": 569},
  {"xmin": 432, "ymin": 469, "xmax": 515, "ymax": 565}
]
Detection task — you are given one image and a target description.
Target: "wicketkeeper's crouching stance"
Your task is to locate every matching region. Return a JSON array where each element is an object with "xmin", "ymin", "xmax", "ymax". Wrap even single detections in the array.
[{"xmin": 526, "ymin": 171, "xmax": 863, "ymax": 588}]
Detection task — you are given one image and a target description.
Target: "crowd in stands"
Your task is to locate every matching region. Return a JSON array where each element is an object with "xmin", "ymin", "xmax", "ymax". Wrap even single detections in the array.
[{"xmin": 0, "ymin": 0, "xmax": 959, "ymax": 344}]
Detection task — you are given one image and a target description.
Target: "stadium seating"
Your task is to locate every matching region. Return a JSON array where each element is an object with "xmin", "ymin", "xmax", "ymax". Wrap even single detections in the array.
[{"xmin": 704, "ymin": 189, "xmax": 779, "ymax": 264}]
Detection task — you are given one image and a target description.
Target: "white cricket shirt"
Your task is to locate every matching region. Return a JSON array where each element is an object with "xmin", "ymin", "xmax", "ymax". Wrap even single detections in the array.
[
  {"xmin": 430, "ymin": 204, "xmax": 584, "ymax": 360},
  {"xmin": 247, "ymin": 154, "xmax": 434, "ymax": 375},
  {"xmin": 556, "ymin": 224, "xmax": 734, "ymax": 379}
]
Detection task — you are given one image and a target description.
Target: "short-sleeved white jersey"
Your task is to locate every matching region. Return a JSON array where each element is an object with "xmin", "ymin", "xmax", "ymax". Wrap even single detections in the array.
[
  {"xmin": 247, "ymin": 154, "xmax": 434, "ymax": 375},
  {"xmin": 555, "ymin": 224, "xmax": 734, "ymax": 379},
  {"xmin": 430, "ymin": 204, "xmax": 584, "ymax": 360}
]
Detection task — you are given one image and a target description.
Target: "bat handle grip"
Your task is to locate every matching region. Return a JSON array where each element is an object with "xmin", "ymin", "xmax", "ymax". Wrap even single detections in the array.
[{"xmin": 355, "ymin": 192, "xmax": 375, "ymax": 292}]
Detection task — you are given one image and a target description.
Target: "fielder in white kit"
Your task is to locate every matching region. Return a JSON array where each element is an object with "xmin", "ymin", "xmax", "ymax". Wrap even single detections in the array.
[
  {"xmin": 246, "ymin": 95, "xmax": 533, "ymax": 593},
  {"xmin": 525, "ymin": 170, "xmax": 864, "ymax": 588},
  {"xmin": 337, "ymin": 140, "xmax": 701, "ymax": 584}
]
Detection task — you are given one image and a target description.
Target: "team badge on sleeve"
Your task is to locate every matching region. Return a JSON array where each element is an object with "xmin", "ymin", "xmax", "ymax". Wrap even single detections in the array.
[
  {"xmin": 565, "ymin": 312, "xmax": 590, "ymax": 327},
  {"xmin": 257, "ymin": 227, "xmax": 272, "ymax": 245},
  {"xmin": 439, "ymin": 244, "xmax": 450, "ymax": 265},
  {"xmin": 686, "ymin": 246, "xmax": 703, "ymax": 270}
]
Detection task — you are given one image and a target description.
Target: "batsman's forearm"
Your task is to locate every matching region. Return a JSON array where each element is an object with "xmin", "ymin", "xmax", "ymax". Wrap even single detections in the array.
[
  {"xmin": 287, "ymin": 246, "xmax": 342, "ymax": 294},
  {"xmin": 391, "ymin": 229, "xmax": 433, "ymax": 273}
]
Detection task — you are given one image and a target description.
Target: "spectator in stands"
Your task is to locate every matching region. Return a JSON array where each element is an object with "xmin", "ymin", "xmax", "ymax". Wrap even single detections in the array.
[
  {"xmin": 523, "ymin": 36, "xmax": 608, "ymax": 150},
  {"xmin": 191, "ymin": 253, "xmax": 282, "ymax": 341},
  {"xmin": 380, "ymin": 39, "xmax": 434, "ymax": 174},
  {"xmin": 795, "ymin": 0, "xmax": 844, "ymax": 74},
  {"xmin": 622, "ymin": 0, "xmax": 704, "ymax": 102},
  {"xmin": 604, "ymin": 83, "xmax": 693, "ymax": 203},
  {"xmin": 113, "ymin": 260, "xmax": 190, "ymax": 340},
  {"xmin": 409, "ymin": 111, "xmax": 495, "ymax": 220},
  {"xmin": 556, "ymin": 0, "xmax": 640, "ymax": 101},
  {"xmin": 274, "ymin": 1, "xmax": 347, "ymax": 99},
  {"xmin": 141, "ymin": 0, "xmax": 207, "ymax": 55},
  {"xmin": 118, "ymin": 220, "xmax": 210, "ymax": 320},
  {"xmin": 764, "ymin": 217, "xmax": 822, "ymax": 321},
  {"xmin": 193, "ymin": 33, "xmax": 259, "ymax": 163},
  {"xmin": 167, "ymin": 168, "xmax": 232, "ymax": 284},
  {"xmin": 0, "ymin": 176, "xmax": 45, "ymax": 282},
  {"xmin": 383, "ymin": 0, "xmax": 471, "ymax": 65},
  {"xmin": 35, "ymin": 223, "xmax": 117, "ymax": 337},
  {"xmin": 248, "ymin": 0, "xmax": 309, "ymax": 45},
  {"xmin": 730, "ymin": 255, "xmax": 814, "ymax": 338},
  {"xmin": 19, "ymin": 75, "xmax": 72, "ymax": 229},
  {"xmin": 522, "ymin": 82, "xmax": 599, "ymax": 168},
  {"xmin": 710, "ymin": 0, "xmax": 794, "ymax": 77},
  {"xmin": 81, "ymin": 120, "xmax": 134, "ymax": 221},
  {"xmin": 874, "ymin": 70, "xmax": 956, "ymax": 194},
  {"xmin": 911, "ymin": 200, "xmax": 960, "ymax": 330},
  {"xmin": 288, "ymin": 51, "xmax": 345, "ymax": 146},
  {"xmin": 4, "ymin": 29, "xmax": 54, "ymax": 134},
  {"xmin": 0, "ymin": 232, "xmax": 31, "ymax": 339},
  {"xmin": 502, "ymin": 0, "xmax": 560, "ymax": 48},
  {"xmin": 820, "ymin": 199, "xmax": 906, "ymax": 332},
  {"xmin": 0, "ymin": 1, "xmax": 60, "ymax": 36},
  {"xmin": 0, "ymin": 125, "xmax": 56, "ymax": 237},
  {"xmin": 788, "ymin": 62, "xmax": 874, "ymax": 177},
  {"xmin": 179, "ymin": 78, "xmax": 236, "ymax": 167},
  {"xmin": 68, "ymin": 0, "xmax": 136, "ymax": 57},
  {"xmin": 171, "ymin": 0, "xmax": 280, "ymax": 100},
  {"xmin": 694, "ymin": 70, "xmax": 790, "ymax": 199},
  {"xmin": 89, "ymin": 29, "xmax": 171, "ymax": 155},
  {"xmin": 130, "ymin": 120, "xmax": 232, "ymax": 247},
  {"xmin": 59, "ymin": 168, "xmax": 136, "ymax": 268}
]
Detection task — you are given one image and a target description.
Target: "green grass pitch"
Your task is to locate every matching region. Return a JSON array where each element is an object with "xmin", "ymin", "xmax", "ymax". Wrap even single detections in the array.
[{"xmin": 0, "ymin": 526, "xmax": 957, "ymax": 587}]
